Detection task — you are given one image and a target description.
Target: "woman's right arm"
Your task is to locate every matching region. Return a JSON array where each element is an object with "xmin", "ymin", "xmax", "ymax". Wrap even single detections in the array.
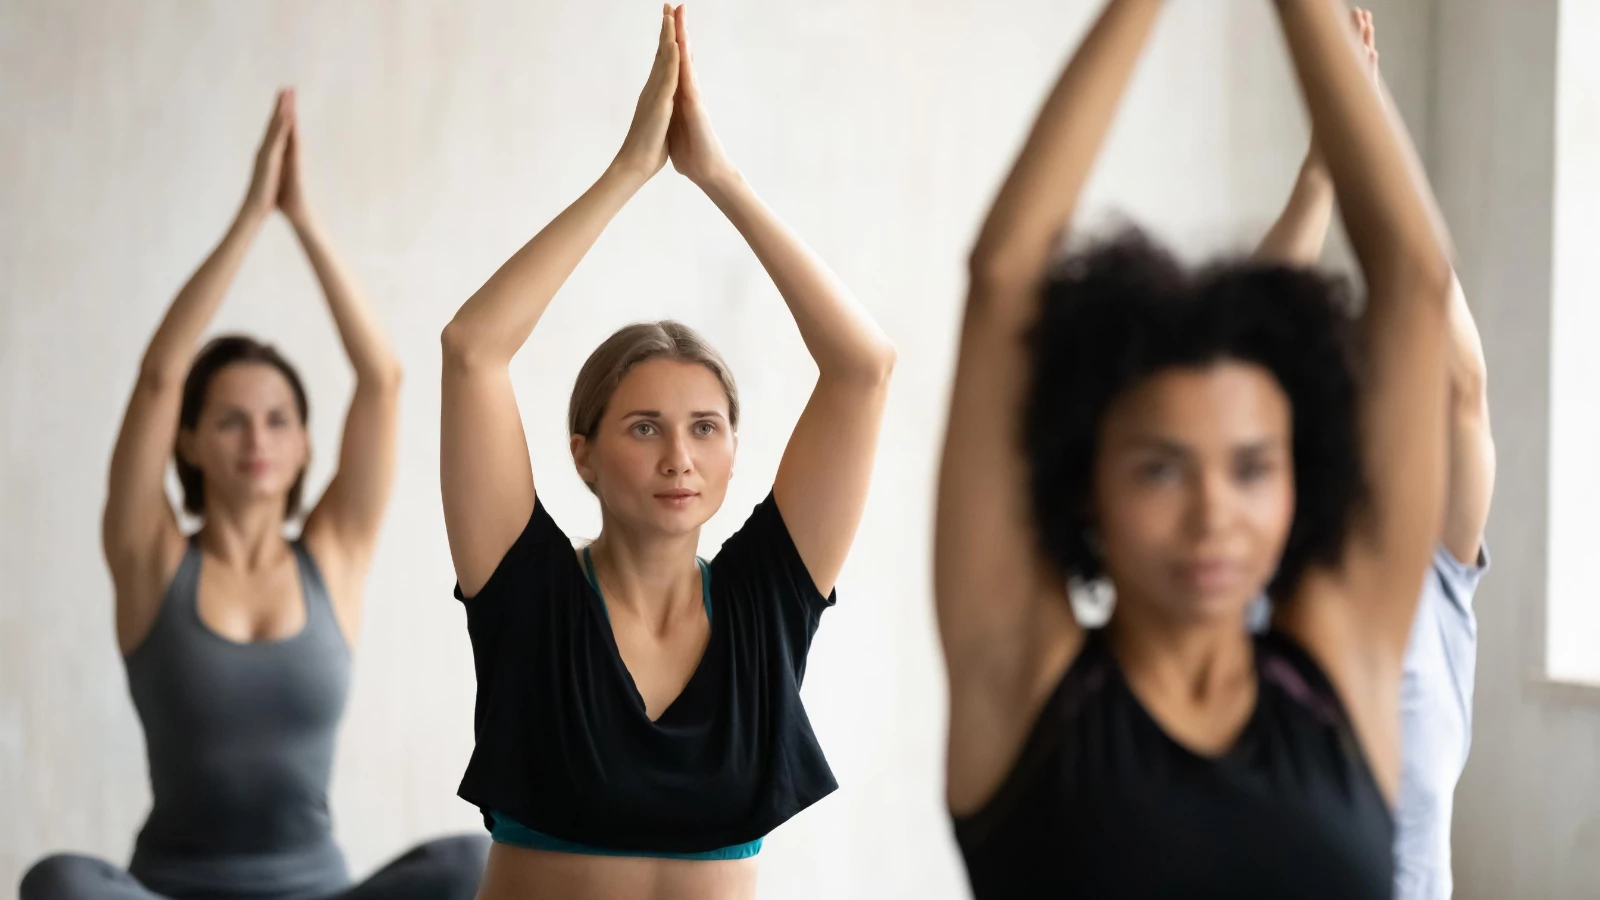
[
  {"xmin": 938, "ymin": 0, "xmax": 1167, "ymax": 813},
  {"xmin": 103, "ymin": 92, "xmax": 291, "ymax": 650},
  {"xmin": 440, "ymin": 7, "xmax": 679, "ymax": 597}
]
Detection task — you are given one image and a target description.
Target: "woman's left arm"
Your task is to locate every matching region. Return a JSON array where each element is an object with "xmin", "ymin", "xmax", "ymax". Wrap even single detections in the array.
[
  {"xmin": 284, "ymin": 109, "xmax": 403, "ymax": 615},
  {"xmin": 668, "ymin": 6, "xmax": 895, "ymax": 595}
]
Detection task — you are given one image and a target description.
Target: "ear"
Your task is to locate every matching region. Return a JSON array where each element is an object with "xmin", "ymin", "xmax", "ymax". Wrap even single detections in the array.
[{"xmin": 571, "ymin": 433, "xmax": 596, "ymax": 487}]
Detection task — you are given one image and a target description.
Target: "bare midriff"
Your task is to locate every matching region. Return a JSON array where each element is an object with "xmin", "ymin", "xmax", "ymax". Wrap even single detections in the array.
[{"xmin": 475, "ymin": 842, "xmax": 759, "ymax": 900}]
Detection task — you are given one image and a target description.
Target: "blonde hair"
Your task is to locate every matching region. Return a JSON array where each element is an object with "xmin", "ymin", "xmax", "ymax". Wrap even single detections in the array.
[{"xmin": 568, "ymin": 321, "xmax": 740, "ymax": 439}]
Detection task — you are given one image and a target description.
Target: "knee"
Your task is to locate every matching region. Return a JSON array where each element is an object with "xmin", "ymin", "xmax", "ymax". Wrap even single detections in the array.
[{"xmin": 20, "ymin": 854, "xmax": 99, "ymax": 900}]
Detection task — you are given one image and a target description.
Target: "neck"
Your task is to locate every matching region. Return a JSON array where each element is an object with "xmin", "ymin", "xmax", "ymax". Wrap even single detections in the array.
[
  {"xmin": 199, "ymin": 495, "xmax": 291, "ymax": 570},
  {"xmin": 588, "ymin": 513, "xmax": 702, "ymax": 628},
  {"xmin": 1106, "ymin": 595, "xmax": 1255, "ymax": 703}
]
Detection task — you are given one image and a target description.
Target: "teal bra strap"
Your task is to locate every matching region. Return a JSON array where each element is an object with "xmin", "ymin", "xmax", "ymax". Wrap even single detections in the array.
[
  {"xmin": 489, "ymin": 811, "xmax": 762, "ymax": 860},
  {"xmin": 582, "ymin": 547, "xmax": 712, "ymax": 622}
]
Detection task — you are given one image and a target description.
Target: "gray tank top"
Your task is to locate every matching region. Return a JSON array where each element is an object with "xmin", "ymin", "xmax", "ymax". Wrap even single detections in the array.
[{"xmin": 124, "ymin": 536, "xmax": 352, "ymax": 900}]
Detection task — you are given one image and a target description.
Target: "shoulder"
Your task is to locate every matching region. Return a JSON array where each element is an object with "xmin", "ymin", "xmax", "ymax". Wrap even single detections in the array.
[{"xmin": 711, "ymin": 492, "xmax": 835, "ymax": 613}]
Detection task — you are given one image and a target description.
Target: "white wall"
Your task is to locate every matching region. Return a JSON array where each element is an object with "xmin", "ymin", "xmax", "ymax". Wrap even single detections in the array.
[
  {"xmin": 0, "ymin": 1, "xmax": 1429, "ymax": 897},
  {"xmin": 1432, "ymin": 1, "xmax": 1600, "ymax": 897},
  {"xmin": 1547, "ymin": 0, "xmax": 1600, "ymax": 687}
]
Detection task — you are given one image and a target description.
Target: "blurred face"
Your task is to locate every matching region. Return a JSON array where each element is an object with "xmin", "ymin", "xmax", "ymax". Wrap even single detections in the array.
[
  {"xmin": 179, "ymin": 362, "xmax": 308, "ymax": 513},
  {"xmin": 572, "ymin": 358, "xmax": 736, "ymax": 536},
  {"xmin": 1091, "ymin": 361, "xmax": 1294, "ymax": 626}
]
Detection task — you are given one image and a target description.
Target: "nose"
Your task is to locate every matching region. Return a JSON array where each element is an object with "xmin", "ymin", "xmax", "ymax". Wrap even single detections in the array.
[
  {"xmin": 1185, "ymin": 466, "xmax": 1233, "ymax": 539},
  {"xmin": 659, "ymin": 430, "xmax": 694, "ymax": 477}
]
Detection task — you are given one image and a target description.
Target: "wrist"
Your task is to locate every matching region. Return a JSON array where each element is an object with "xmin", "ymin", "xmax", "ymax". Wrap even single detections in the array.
[
  {"xmin": 695, "ymin": 165, "xmax": 745, "ymax": 203},
  {"xmin": 605, "ymin": 154, "xmax": 658, "ymax": 191},
  {"xmin": 233, "ymin": 203, "xmax": 269, "ymax": 234}
]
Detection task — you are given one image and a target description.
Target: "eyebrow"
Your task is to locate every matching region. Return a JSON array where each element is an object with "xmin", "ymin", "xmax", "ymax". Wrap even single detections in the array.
[
  {"xmin": 620, "ymin": 410, "xmax": 727, "ymax": 420},
  {"xmin": 1124, "ymin": 437, "xmax": 1281, "ymax": 455}
]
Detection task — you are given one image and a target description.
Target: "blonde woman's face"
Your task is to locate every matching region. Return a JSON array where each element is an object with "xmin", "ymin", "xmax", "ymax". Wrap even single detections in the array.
[{"xmin": 571, "ymin": 358, "xmax": 736, "ymax": 536}]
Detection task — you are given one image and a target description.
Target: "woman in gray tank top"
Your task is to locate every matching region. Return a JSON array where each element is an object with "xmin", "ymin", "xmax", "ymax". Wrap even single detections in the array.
[{"xmin": 20, "ymin": 91, "xmax": 487, "ymax": 900}]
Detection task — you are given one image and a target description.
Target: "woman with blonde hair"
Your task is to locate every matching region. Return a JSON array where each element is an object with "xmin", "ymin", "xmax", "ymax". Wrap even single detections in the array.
[{"xmin": 439, "ymin": 6, "xmax": 895, "ymax": 899}]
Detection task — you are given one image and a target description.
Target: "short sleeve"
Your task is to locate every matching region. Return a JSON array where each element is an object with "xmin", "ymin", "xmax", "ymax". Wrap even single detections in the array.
[
  {"xmin": 711, "ymin": 492, "xmax": 836, "ymax": 680},
  {"xmin": 452, "ymin": 497, "xmax": 583, "ymax": 745},
  {"xmin": 454, "ymin": 497, "xmax": 575, "ymax": 608},
  {"xmin": 1431, "ymin": 542, "xmax": 1489, "ymax": 617}
]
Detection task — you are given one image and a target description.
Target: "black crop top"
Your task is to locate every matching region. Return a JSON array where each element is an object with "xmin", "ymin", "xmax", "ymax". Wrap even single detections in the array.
[
  {"xmin": 952, "ymin": 628, "xmax": 1395, "ymax": 900},
  {"xmin": 455, "ymin": 491, "xmax": 838, "ymax": 853}
]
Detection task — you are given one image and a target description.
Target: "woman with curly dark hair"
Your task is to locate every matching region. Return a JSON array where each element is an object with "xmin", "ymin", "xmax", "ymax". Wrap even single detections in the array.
[{"xmin": 936, "ymin": 1, "xmax": 1457, "ymax": 897}]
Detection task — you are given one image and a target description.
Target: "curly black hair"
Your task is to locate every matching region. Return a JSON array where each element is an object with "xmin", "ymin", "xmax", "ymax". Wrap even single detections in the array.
[{"xmin": 1023, "ymin": 228, "xmax": 1365, "ymax": 604}]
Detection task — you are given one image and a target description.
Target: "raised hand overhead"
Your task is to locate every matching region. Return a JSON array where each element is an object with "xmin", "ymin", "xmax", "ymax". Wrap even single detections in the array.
[{"xmin": 667, "ymin": 4, "xmax": 733, "ymax": 188}]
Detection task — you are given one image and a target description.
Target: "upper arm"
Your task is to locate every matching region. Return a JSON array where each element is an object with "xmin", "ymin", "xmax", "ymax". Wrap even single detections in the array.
[
  {"xmin": 936, "ymin": 283, "xmax": 1081, "ymax": 683},
  {"xmin": 770, "ymin": 366, "xmax": 892, "ymax": 597},
  {"xmin": 440, "ymin": 326, "xmax": 537, "ymax": 599},
  {"xmin": 103, "ymin": 366, "xmax": 186, "ymax": 629},
  {"xmin": 1439, "ymin": 275, "xmax": 1495, "ymax": 564},
  {"xmin": 937, "ymin": 283, "xmax": 1083, "ymax": 812},
  {"xmin": 301, "ymin": 372, "xmax": 403, "ymax": 573},
  {"xmin": 1285, "ymin": 270, "xmax": 1454, "ymax": 720}
]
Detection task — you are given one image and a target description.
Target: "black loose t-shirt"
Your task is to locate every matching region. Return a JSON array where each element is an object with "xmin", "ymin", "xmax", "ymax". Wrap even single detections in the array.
[{"xmin": 455, "ymin": 491, "xmax": 838, "ymax": 853}]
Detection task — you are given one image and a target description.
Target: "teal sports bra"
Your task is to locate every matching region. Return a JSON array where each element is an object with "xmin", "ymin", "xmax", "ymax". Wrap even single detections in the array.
[{"xmin": 489, "ymin": 548, "xmax": 764, "ymax": 861}]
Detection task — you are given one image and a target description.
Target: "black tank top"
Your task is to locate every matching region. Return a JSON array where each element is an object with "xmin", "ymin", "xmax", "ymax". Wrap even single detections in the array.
[
  {"xmin": 124, "ymin": 536, "xmax": 351, "ymax": 899},
  {"xmin": 952, "ymin": 628, "xmax": 1394, "ymax": 900}
]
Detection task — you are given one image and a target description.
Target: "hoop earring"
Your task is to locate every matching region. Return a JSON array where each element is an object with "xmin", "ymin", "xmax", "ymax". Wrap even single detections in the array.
[{"xmin": 1068, "ymin": 574, "xmax": 1117, "ymax": 628}]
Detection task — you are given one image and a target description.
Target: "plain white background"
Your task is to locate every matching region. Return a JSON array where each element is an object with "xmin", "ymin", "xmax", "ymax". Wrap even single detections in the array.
[{"xmin": 7, "ymin": 1, "xmax": 1594, "ymax": 899}]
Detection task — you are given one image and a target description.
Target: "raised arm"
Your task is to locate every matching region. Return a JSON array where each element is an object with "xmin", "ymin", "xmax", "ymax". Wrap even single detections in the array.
[
  {"xmin": 1253, "ymin": 9, "xmax": 1378, "ymax": 267},
  {"xmin": 273, "ymin": 100, "xmax": 403, "ymax": 634},
  {"xmin": 441, "ymin": 7, "xmax": 679, "ymax": 596},
  {"xmin": 937, "ymin": 0, "xmax": 1166, "ymax": 812},
  {"xmin": 1440, "ymin": 274, "xmax": 1495, "ymax": 564},
  {"xmin": 1272, "ymin": 2, "xmax": 1456, "ymax": 661},
  {"xmin": 665, "ymin": 5, "xmax": 895, "ymax": 595},
  {"xmin": 103, "ymin": 92, "xmax": 291, "ymax": 650},
  {"xmin": 1253, "ymin": 150, "xmax": 1335, "ymax": 266}
]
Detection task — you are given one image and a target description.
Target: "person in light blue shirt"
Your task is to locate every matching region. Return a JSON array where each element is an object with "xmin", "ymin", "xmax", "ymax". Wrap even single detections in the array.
[{"xmin": 1250, "ymin": 13, "xmax": 1497, "ymax": 899}]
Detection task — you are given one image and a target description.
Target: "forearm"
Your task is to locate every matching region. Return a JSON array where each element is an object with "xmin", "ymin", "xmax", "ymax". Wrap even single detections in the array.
[
  {"xmin": 701, "ymin": 171, "xmax": 895, "ymax": 381},
  {"xmin": 969, "ymin": 0, "xmax": 1165, "ymax": 295},
  {"xmin": 443, "ymin": 164, "xmax": 648, "ymax": 367},
  {"xmin": 1274, "ymin": 0, "xmax": 1451, "ymax": 288},
  {"xmin": 142, "ymin": 208, "xmax": 264, "ymax": 380},
  {"xmin": 291, "ymin": 211, "xmax": 401, "ymax": 386},
  {"xmin": 1253, "ymin": 149, "xmax": 1335, "ymax": 266}
]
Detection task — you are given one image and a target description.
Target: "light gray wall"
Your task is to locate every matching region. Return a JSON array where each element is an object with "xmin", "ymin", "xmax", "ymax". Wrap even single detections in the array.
[
  {"xmin": 1432, "ymin": 1, "xmax": 1600, "ymax": 897},
  {"xmin": 0, "ymin": 1, "xmax": 1444, "ymax": 897}
]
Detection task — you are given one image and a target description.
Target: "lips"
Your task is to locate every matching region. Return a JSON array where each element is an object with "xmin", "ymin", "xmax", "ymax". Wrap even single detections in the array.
[
  {"xmin": 655, "ymin": 489, "xmax": 698, "ymax": 500},
  {"xmin": 1177, "ymin": 559, "xmax": 1240, "ymax": 592}
]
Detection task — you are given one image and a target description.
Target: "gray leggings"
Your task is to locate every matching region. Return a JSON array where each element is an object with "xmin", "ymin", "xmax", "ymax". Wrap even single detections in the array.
[{"xmin": 20, "ymin": 836, "xmax": 489, "ymax": 900}]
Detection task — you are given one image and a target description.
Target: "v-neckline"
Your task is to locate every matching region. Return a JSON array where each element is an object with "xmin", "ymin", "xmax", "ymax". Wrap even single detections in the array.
[
  {"xmin": 1103, "ymin": 631, "xmax": 1266, "ymax": 764},
  {"xmin": 580, "ymin": 547, "xmax": 716, "ymax": 725}
]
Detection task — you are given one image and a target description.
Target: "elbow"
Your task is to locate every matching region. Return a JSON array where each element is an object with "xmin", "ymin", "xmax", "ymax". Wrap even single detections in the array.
[
  {"xmin": 363, "ymin": 359, "xmax": 404, "ymax": 394},
  {"xmin": 967, "ymin": 243, "xmax": 1038, "ymax": 297},
  {"xmin": 135, "ymin": 357, "xmax": 186, "ymax": 395},
  {"xmin": 440, "ymin": 318, "xmax": 494, "ymax": 371},
  {"xmin": 865, "ymin": 340, "xmax": 898, "ymax": 387},
  {"xmin": 1393, "ymin": 254, "xmax": 1458, "ymax": 312}
]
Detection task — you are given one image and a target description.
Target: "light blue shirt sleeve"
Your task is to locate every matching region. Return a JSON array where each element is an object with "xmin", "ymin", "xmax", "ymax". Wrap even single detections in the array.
[{"xmin": 1393, "ymin": 543, "xmax": 1489, "ymax": 900}]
